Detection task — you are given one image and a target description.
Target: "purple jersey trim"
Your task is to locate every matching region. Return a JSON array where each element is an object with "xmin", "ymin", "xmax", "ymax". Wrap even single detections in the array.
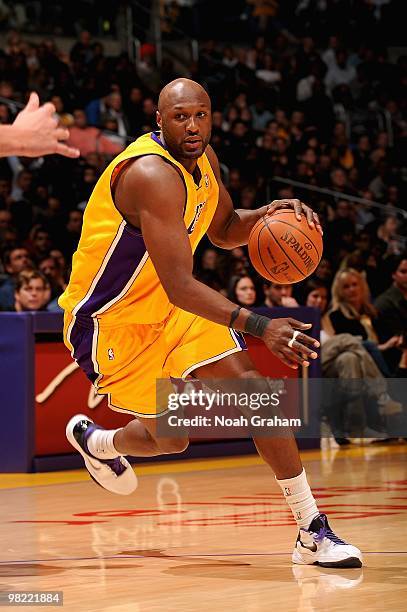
[
  {"xmin": 70, "ymin": 223, "xmax": 147, "ymax": 383},
  {"xmin": 151, "ymin": 132, "xmax": 167, "ymax": 149}
]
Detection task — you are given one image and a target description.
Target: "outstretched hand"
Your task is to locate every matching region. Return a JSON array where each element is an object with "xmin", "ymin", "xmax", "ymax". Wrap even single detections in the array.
[
  {"xmin": 12, "ymin": 92, "xmax": 80, "ymax": 159},
  {"xmin": 264, "ymin": 199, "xmax": 323, "ymax": 235},
  {"xmin": 263, "ymin": 317, "xmax": 320, "ymax": 369}
]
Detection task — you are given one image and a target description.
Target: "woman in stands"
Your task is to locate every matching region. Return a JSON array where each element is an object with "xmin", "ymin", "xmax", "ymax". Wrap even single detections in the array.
[{"xmin": 324, "ymin": 268, "xmax": 402, "ymax": 376}]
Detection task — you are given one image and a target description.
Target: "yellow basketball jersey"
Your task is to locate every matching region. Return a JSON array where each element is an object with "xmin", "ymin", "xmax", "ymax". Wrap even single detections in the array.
[{"xmin": 59, "ymin": 132, "xmax": 219, "ymax": 328}]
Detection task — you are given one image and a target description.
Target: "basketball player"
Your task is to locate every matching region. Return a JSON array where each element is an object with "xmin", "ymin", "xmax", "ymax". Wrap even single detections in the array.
[
  {"xmin": 0, "ymin": 92, "xmax": 79, "ymax": 158},
  {"xmin": 60, "ymin": 79, "xmax": 362, "ymax": 568}
]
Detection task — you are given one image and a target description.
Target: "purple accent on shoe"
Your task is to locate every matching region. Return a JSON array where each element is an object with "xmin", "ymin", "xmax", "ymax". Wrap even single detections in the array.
[
  {"xmin": 80, "ymin": 421, "xmax": 126, "ymax": 475},
  {"xmin": 310, "ymin": 514, "xmax": 347, "ymax": 545},
  {"xmin": 103, "ymin": 457, "xmax": 127, "ymax": 476}
]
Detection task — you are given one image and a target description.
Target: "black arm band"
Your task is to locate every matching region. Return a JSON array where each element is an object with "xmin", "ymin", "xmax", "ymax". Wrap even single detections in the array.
[
  {"xmin": 244, "ymin": 312, "xmax": 270, "ymax": 338},
  {"xmin": 229, "ymin": 306, "xmax": 242, "ymax": 328}
]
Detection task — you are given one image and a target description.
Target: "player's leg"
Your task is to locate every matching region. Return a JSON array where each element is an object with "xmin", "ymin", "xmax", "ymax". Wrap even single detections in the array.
[
  {"xmin": 67, "ymin": 411, "xmax": 189, "ymax": 495},
  {"xmin": 192, "ymin": 350, "xmax": 362, "ymax": 568},
  {"xmin": 65, "ymin": 320, "xmax": 189, "ymax": 494},
  {"xmin": 113, "ymin": 415, "xmax": 189, "ymax": 456}
]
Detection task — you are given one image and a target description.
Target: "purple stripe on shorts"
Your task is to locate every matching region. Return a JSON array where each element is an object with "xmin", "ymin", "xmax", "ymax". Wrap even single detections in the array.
[
  {"xmin": 232, "ymin": 330, "xmax": 247, "ymax": 350},
  {"xmin": 69, "ymin": 322, "xmax": 98, "ymax": 383}
]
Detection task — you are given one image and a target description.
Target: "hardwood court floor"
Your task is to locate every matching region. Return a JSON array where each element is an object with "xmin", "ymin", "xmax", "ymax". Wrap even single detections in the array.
[{"xmin": 0, "ymin": 445, "xmax": 406, "ymax": 612}]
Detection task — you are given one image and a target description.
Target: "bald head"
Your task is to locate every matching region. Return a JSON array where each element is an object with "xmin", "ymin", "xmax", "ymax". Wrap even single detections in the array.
[
  {"xmin": 158, "ymin": 79, "xmax": 210, "ymax": 114},
  {"xmin": 156, "ymin": 78, "xmax": 212, "ymax": 166}
]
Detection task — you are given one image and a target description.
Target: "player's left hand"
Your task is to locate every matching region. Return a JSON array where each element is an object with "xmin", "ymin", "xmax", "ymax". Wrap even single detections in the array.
[{"xmin": 264, "ymin": 199, "xmax": 323, "ymax": 235}]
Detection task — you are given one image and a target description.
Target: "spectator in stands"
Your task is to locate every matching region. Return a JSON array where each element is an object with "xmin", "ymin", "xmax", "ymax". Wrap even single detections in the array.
[
  {"xmin": 0, "ymin": 246, "xmax": 33, "ymax": 309},
  {"xmin": 0, "ymin": 209, "xmax": 12, "ymax": 231},
  {"xmin": 260, "ymin": 281, "xmax": 299, "ymax": 308},
  {"xmin": 70, "ymin": 30, "xmax": 93, "ymax": 64},
  {"xmin": 303, "ymin": 278, "xmax": 329, "ymax": 314},
  {"xmin": 303, "ymin": 275, "xmax": 400, "ymax": 443},
  {"xmin": 102, "ymin": 92, "xmax": 130, "ymax": 141},
  {"xmin": 194, "ymin": 247, "xmax": 224, "ymax": 291},
  {"xmin": 227, "ymin": 274, "xmax": 257, "ymax": 308},
  {"xmin": 323, "ymin": 268, "xmax": 402, "ymax": 375},
  {"xmin": 59, "ymin": 209, "xmax": 83, "ymax": 258},
  {"xmin": 325, "ymin": 49, "xmax": 356, "ymax": 96},
  {"xmin": 375, "ymin": 254, "xmax": 407, "ymax": 372},
  {"xmin": 370, "ymin": 214, "xmax": 402, "ymax": 257},
  {"xmin": 50, "ymin": 94, "xmax": 74, "ymax": 127},
  {"xmin": 2, "ymin": 269, "xmax": 48, "ymax": 312},
  {"xmin": 27, "ymin": 225, "xmax": 52, "ymax": 262},
  {"xmin": 38, "ymin": 255, "xmax": 66, "ymax": 301},
  {"xmin": 67, "ymin": 109, "xmax": 123, "ymax": 158}
]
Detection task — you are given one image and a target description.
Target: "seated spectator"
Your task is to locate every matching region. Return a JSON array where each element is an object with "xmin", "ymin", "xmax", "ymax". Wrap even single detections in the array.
[
  {"xmin": 302, "ymin": 277, "xmax": 329, "ymax": 320},
  {"xmin": 0, "ymin": 209, "xmax": 12, "ymax": 232},
  {"xmin": 67, "ymin": 109, "xmax": 123, "ymax": 158},
  {"xmin": 324, "ymin": 49, "xmax": 356, "ymax": 96},
  {"xmin": 302, "ymin": 276, "xmax": 400, "ymax": 443},
  {"xmin": 227, "ymin": 275, "xmax": 257, "ymax": 308},
  {"xmin": 323, "ymin": 268, "xmax": 402, "ymax": 376},
  {"xmin": 59, "ymin": 210, "xmax": 83, "ymax": 258},
  {"xmin": 194, "ymin": 247, "xmax": 224, "ymax": 291},
  {"xmin": 375, "ymin": 254, "xmax": 407, "ymax": 372},
  {"xmin": 3, "ymin": 269, "xmax": 49, "ymax": 312},
  {"xmin": 50, "ymin": 94, "xmax": 74, "ymax": 127},
  {"xmin": 259, "ymin": 281, "xmax": 299, "ymax": 308},
  {"xmin": 38, "ymin": 255, "xmax": 67, "ymax": 301},
  {"xmin": 250, "ymin": 99, "xmax": 273, "ymax": 132},
  {"xmin": 102, "ymin": 92, "xmax": 130, "ymax": 141},
  {"xmin": 256, "ymin": 53, "xmax": 281, "ymax": 85},
  {"xmin": 314, "ymin": 258, "xmax": 333, "ymax": 286},
  {"xmin": 26, "ymin": 225, "xmax": 52, "ymax": 262},
  {"xmin": 0, "ymin": 246, "xmax": 33, "ymax": 310},
  {"xmin": 368, "ymin": 214, "xmax": 402, "ymax": 257}
]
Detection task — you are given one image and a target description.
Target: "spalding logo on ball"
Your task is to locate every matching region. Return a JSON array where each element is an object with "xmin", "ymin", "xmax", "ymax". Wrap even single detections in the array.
[{"xmin": 248, "ymin": 210, "xmax": 323, "ymax": 284}]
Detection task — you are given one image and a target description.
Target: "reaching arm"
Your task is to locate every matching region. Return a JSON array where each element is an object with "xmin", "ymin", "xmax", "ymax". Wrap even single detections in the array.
[
  {"xmin": 205, "ymin": 145, "xmax": 322, "ymax": 249},
  {"xmin": 114, "ymin": 155, "xmax": 319, "ymax": 369},
  {"xmin": 0, "ymin": 93, "xmax": 80, "ymax": 159}
]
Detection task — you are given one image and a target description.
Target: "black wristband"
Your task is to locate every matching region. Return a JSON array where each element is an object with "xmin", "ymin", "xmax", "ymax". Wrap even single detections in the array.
[
  {"xmin": 229, "ymin": 306, "xmax": 242, "ymax": 328},
  {"xmin": 244, "ymin": 312, "xmax": 270, "ymax": 338}
]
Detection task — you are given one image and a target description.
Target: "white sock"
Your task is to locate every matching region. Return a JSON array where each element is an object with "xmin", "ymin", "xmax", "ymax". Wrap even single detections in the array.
[
  {"xmin": 87, "ymin": 428, "xmax": 123, "ymax": 459},
  {"xmin": 276, "ymin": 468, "xmax": 320, "ymax": 529}
]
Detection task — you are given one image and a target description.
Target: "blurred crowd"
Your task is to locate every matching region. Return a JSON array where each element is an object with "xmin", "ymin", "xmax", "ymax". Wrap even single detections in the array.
[{"xmin": 0, "ymin": 2, "xmax": 406, "ymax": 440}]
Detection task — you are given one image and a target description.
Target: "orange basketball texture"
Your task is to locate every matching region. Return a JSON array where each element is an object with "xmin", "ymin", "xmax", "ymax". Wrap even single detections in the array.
[{"xmin": 248, "ymin": 210, "xmax": 323, "ymax": 284}]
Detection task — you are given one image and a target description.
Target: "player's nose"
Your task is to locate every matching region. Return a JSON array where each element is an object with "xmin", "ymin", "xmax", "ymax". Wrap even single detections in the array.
[{"xmin": 186, "ymin": 117, "xmax": 199, "ymax": 133}]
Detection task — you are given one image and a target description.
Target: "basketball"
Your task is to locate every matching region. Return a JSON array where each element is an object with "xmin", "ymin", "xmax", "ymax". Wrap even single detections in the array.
[{"xmin": 248, "ymin": 210, "xmax": 323, "ymax": 284}]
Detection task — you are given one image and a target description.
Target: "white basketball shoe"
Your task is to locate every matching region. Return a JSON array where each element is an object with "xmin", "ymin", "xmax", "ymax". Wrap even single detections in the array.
[
  {"xmin": 292, "ymin": 513, "xmax": 363, "ymax": 568},
  {"xmin": 66, "ymin": 414, "xmax": 138, "ymax": 495}
]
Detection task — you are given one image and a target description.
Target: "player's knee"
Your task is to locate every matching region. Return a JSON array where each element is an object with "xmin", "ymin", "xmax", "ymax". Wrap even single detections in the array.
[{"xmin": 157, "ymin": 437, "xmax": 189, "ymax": 454}]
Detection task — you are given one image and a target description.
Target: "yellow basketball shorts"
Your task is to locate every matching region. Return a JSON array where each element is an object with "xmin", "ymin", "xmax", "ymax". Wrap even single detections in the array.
[{"xmin": 64, "ymin": 308, "xmax": 246, "ymax": 418}]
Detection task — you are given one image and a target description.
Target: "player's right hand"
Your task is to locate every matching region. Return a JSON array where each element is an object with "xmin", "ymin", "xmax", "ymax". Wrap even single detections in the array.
[
  {"xmin": 263, "ymin": 318, "xmax": 319, "ymax": 369},
  {"xmin": 12, "ymin": 92, "xmax": 80, "ymax": 158}
]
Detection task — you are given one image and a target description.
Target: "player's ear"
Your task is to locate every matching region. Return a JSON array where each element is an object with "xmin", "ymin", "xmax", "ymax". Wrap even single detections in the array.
[{"xmin": 156, "ymin": 110, "xmax": 162, "ymax": 129}]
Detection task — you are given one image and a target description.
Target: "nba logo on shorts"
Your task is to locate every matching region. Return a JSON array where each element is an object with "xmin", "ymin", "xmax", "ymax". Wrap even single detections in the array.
[{"xmin": 108, "ymin": 348, "xmax": 115, "ymax": 360}]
